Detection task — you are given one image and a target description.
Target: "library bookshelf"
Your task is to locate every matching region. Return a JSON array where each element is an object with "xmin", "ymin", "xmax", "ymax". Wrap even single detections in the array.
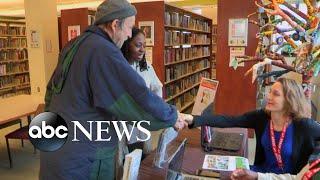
[
  {"xmin": 133, "ymin": 2, "xmax": 213, "ymax": 112},
  {"xmin": 212, "ymin": 24, "xmax": 217, "ymax": 79},
  {"xmin": 0, "ymin": 17, "xmax": 30, "ymax": 99}
]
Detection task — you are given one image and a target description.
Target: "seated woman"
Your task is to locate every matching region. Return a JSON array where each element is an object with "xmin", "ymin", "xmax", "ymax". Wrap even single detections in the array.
[
  {"xmin": 231, "ymin": 145, "xmax": 320, "ymax": 179},
  {"xmin": 187, "ymin": 78, "xmax": 320, "ymax": 174}
]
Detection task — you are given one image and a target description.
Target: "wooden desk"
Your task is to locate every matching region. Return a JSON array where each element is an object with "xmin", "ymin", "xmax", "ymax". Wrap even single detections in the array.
[
  {"xmin": 138, "ymin": 128, "xmax": 248, "ymax": 180},
  {"xmin": 0, "ymin": 95, "xmax": 44, "ymax": 127}
]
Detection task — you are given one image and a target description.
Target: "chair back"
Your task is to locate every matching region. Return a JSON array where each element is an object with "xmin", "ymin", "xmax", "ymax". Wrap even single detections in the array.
[{"xmin": 34, "ymin": 104, "xmax": 45, "ymax": 117}]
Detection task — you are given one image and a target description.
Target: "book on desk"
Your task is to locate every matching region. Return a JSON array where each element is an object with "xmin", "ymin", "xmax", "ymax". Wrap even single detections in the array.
[{"xmin": 201, "ymin": 126, "xmax": 244, "ymax": 152}]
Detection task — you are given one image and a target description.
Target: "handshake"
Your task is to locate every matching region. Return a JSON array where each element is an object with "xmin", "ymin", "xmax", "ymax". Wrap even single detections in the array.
[{"xmin": 173, "ymin": 111, "xmax": 194, "ymax": 131}]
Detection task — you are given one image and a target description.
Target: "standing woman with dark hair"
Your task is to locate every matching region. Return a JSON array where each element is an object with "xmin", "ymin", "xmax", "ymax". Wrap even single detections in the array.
[
  {"xmin": 120, "ymin": 27, "xmax": 163, "ymax": 154},
  {"xmin": 185, "ymin": 78, "xmax": 320, "ymax": 175},
  {"xmin": 121, "ymin": 27, "xmax": 162, "ymax": 97}
]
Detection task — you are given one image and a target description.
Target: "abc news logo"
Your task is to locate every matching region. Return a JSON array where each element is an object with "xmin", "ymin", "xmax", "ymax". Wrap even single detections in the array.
[
  {"xmin": 28, "ymin": 112, "xmax": 150, "ymax": 152},
  {"xmin": 29, "ymin": 112, "xmax": 68, "ymax": 152}
]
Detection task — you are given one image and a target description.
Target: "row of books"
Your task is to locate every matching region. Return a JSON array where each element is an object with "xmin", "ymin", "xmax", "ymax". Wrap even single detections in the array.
[
  {"xmin": 165, "ymin": 59, "xmax": 210, "ymax": 82},
  {"xmin": 212, "ymin": 44, "xmax": 217, "ymax": 53},
  {"xmin": 0, "ymin": 25, "xmax": 26, "ymax": 36},
  {"xmin": 167, "ymin": 87, "xmax": 197, "ymax": 111},
  {"xmin": 0, "ymin": 88, "xmax": 30, "ymax": 99},
  {"xmin": 166, "ymin": 58, "xmax": 210, "ymax": 81},
  {"xmin": 212, "ymin": 25, "xmax": 217, "ymax": 55},
  {"xmin": 212, "ymin": 69, "xmax": 216, "ymax": 79},
  {"xmin": 164, "ymin": 47, "xmax": 210, "ymax": 64},
  {"xmin": 165, "ymin": 70, "xmax": 210, "ymax": 98},
  {"xmin": 165, "ymin": 30, "xmax": 180, "ymax": 46},
  {"xmin": 0, "ymin": 49, "xmax": 28, "ymax": 61},
  {"xmin": 0, "ymin": 62, "xmax": 29, "ymax": 75},
  {"xmin": 212, "ymin": 25, "xmax": 218, "ymax": 35},
  {"xmin": 211, "ymin": 59, "xmax": 216, "ymax": 69},
  {"xmin": 212, "ymin": 34, "xmax": 217, "ymax": 44},
  {"xmin": 165, "ymin": 12, "xmax": 211, "ymax": 32},
  {"xmin": 0, "ymin": 38, "xmax": 27, "ymax": 48},
  {"xmin": 165, "ymin": 30, "xmax": 210, "ymax": 45},
  {"xmin": 0, "ymin": 74, "xmax": 30, "ymax": 88}
]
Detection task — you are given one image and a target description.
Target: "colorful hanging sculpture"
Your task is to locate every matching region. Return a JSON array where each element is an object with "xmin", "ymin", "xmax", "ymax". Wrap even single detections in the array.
[{"xmin": 233, "ymin": 0, "xmax": 320, "ymax": 97}]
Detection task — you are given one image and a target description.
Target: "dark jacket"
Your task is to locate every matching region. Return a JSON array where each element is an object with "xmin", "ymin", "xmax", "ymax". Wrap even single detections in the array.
[
  {"xmin": 41, "ymin": 26, "xmax": 177, "ymax": 180},
  {"xmin": 191, "ymin": 109, "xmax": 320, "ymax": 174}
]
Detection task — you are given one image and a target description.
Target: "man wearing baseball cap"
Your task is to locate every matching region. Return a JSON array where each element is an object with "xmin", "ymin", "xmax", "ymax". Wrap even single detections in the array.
[{"xmin": 42, "ymin": 0, "xmax": 187, "ymax": 179}]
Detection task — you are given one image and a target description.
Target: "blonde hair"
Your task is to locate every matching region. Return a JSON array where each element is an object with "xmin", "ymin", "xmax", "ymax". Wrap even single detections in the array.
[{"xmin": 276, "ymin": 78, "xmax": 311, "ymax": 119}]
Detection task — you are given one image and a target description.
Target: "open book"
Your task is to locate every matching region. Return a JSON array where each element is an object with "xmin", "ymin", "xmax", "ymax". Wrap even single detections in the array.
[{"xmin": 202, "ymin": 155, "xmax": 249, "ymax": 172}]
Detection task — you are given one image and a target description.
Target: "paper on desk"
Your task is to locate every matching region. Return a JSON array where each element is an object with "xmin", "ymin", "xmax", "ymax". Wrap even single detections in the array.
[{"xmin": 202, "ymin": 155, "xmax": 249, "ymax": 171}]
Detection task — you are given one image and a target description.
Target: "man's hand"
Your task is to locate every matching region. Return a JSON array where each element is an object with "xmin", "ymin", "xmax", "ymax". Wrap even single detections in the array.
[
  {"xmin": 179, "ymin": 113, "xmax": 194, "ymax": 125},
  {"xmin": 174, "ymin": 112, "xmax": 194, "ymax": 131},
  {"xmin": 174, "ymin": 111, "xmax": 188, "ymax": 131},
  {"xmin": 231, "ymin": 169, "xmax": 258, "ymax": 180}
]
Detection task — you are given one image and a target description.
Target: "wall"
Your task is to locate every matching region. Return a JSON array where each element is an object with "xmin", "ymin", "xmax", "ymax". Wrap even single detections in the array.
[
  {"xmin": 201, "ymin": 5, "xmax": 217, "ymax": 24},
  {"xmin": 215, "ymin": 0, "xmax": 258, "ymax": 115},
  {"xmin": 24, "ymin": 0, "xmax": 59, "ymax": 97}
]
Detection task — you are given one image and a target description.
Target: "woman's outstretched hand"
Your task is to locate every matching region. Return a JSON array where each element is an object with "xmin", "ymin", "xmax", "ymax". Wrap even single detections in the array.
[{"xmin": 231, "ymin": 169, "xmax": 258, "ymax": 180}]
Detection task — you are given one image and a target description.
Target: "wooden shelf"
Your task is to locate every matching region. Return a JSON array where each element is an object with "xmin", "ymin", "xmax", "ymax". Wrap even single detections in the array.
[
  {"xmin": 133, "ymin": 2, "xmax": 212, "ymax": 111},
  {"xmin": 9, "ymin": 36, "xmax": 27, "ymax": 39},
  {"xmin": 165, "ymin": 55, "xmax": 210, "ymax": 66},
  {"xmin": 0, "ymin": 19, "xmax": 25, "ymax": 23},
  {"xmin": 0, "ymin": 34, "xmax": 26, "ymax": 37},
  {"xmin": 0, "ymin": 47, "xmax": 27, "ymax": 50},
  {"xmin": 0, "ymin": 85, "xmax": 30, "ymax": 94},
  {"xmin": 0, "ymin": 59, "xmax": 28, "ymax": 63},
  {"xmin": 165, "ymin": 82, "xmax": 200, "ymax": 102},
  {"xmin": 0, "ymin": 18, "xmax": 30, "ymax": 99},
  {"xmin": 165, "ymin": 25, "xmax": 211, "ymax": 34},
  {"xmin": 180, "ymin": 100, "xmax": 195, "ymax": 112},
  {"xmin": 165, "ymin": 43, "xmax": 211, "ymax": 47},
  {"xmin": 16, "ymin": 84, "xmax": 31, "ymax": 90},
  {"xmin": 0, "ymin": 83, "xmax": 30, "ymax": 91},
  {"xmin": 0, "ymin": 71, "xmax": 29, "ymax": 77},
  {"xmin": 165, "ymin": 67, "xmax": 210, "ymax": 85}
]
